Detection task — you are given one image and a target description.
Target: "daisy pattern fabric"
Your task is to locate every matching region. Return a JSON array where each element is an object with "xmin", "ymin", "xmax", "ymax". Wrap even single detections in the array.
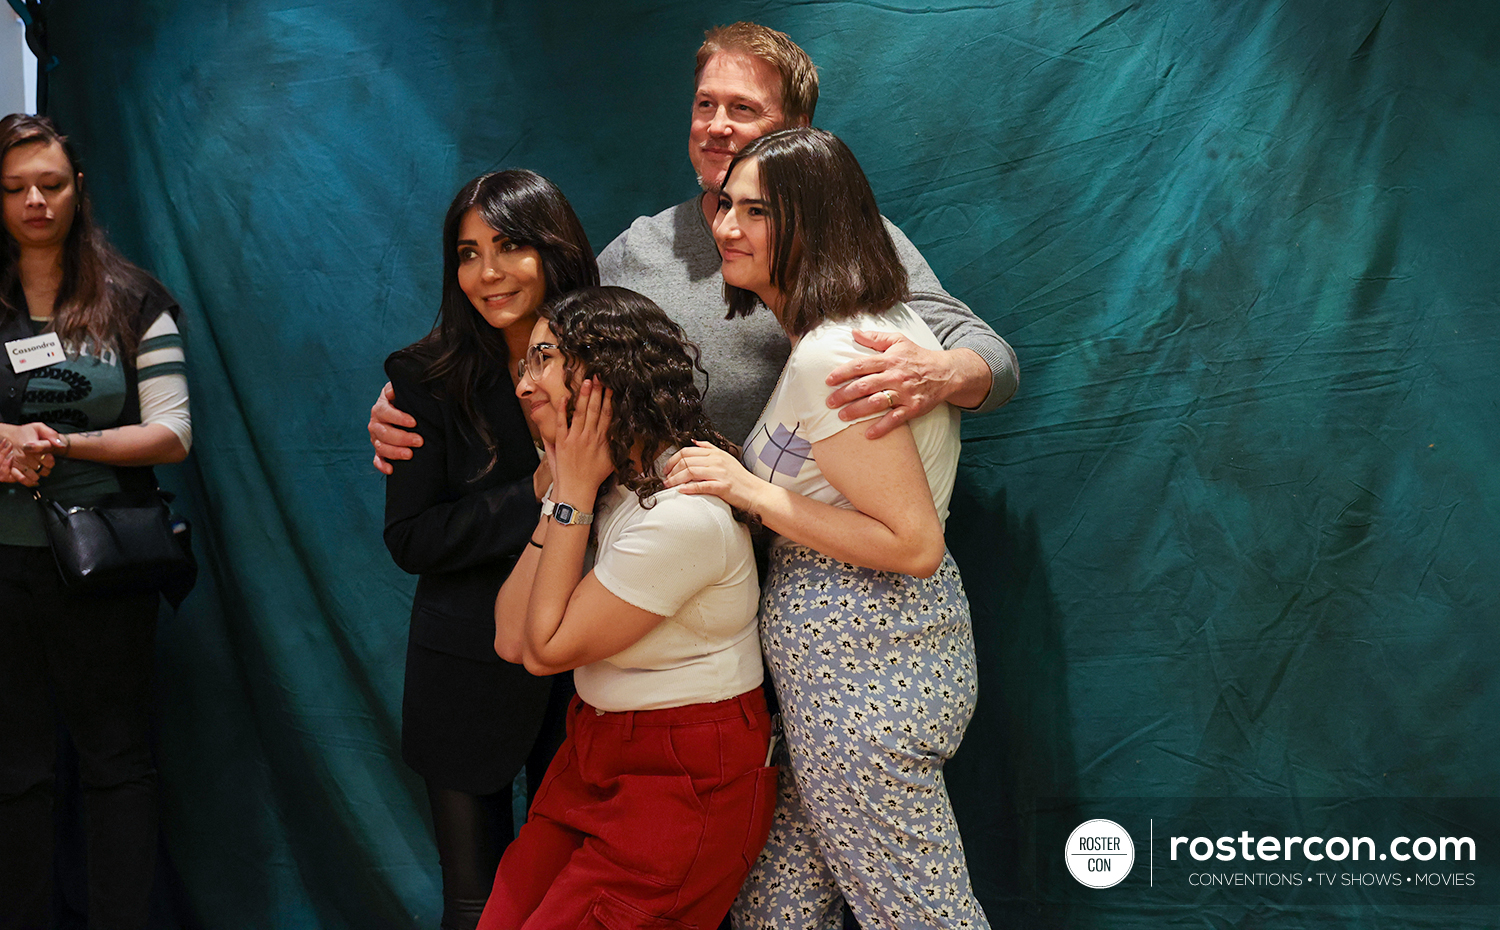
[{"xmin": 732, "ymin": 545, "xmax": 988, "ymax": 930}]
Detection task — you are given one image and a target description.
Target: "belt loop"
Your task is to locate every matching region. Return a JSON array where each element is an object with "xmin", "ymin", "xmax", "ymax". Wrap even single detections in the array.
[
  {"xmin": 622, "ymin": 710, "xmax": 634, "ymax": 741},
  {"xmin": 739, "ymin": 692, "xmax": 756, "ymax": 730}
]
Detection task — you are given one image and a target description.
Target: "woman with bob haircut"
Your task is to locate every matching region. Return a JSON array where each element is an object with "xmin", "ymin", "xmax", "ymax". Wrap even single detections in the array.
[
  {"xmin": 0, "ymin": 113, "xmax": 192, "ymax": 928},
  {"xmin": 383, "ymin": 169, "xmax": 596, "ymax": 930},
  {"xmin": 481, "ymin": 285, "xmax": 776, "ymax": 930},
  {"xmin": 666, "ymin": 127, "xmax": 991, "ymax": 930}
]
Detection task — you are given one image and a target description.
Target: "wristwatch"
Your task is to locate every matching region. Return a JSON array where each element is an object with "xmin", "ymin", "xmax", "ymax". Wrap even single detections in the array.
[{"xmin": 541, "ymin": 497, "xmax": 593, "ymax": 526}]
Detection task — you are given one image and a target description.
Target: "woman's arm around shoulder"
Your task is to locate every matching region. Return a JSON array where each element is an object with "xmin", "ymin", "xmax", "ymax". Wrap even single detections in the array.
[
  {"xmin": 668, "ymin": 323, "xmax": 946, "ymax": 576},
  {"xmin": 666, "ymin": 425, "xmax": 944, "ymax": 578}
]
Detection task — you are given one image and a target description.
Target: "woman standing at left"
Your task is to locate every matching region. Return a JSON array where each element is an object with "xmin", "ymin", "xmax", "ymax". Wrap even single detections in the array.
[
  {"xmin": 382, "ymin": 170, "xmax": 597, "ymax": 930},
  {"xmin": 0, "ymin": 114, "xmax": 192, "ymax": 929}
]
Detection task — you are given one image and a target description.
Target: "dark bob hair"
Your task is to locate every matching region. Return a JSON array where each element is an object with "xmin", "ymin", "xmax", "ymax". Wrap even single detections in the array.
[
  {"xmin": 539, "ymin": 285, "xmax": 736, "ymax": 505},
  {"xmin": 0, "ymin": 113, "xmax": 153, "ymax": 355},
  {"xmin": 402, "ymin": 169, "xmax": 598, "ymax": 471},
  {"xmin": 721, "ymin": 127, "xmax": 908, "ymax": 338}
]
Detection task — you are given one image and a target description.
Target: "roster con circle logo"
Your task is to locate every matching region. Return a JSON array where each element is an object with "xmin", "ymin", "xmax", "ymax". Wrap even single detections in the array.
[{"xmin": 1066, "ymin": 819, "xmax": 1135, "ymax": 888}]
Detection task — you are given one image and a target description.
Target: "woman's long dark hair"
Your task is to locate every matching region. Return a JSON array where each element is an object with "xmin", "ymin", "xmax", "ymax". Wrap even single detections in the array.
[
  {"xmin": 0, "ymin": 114, "xmax": 151, "ymax": 355},
  {"xmin": 539, "ymin": 286, "xmax": 736, "ymax": 506},
  {"xmin": 403, "ymin": 170, "xmax": 598, "ymax": 470},
  {"xmin": 721, "ymin": 127, "xmax": 908, "ymax": 338}
]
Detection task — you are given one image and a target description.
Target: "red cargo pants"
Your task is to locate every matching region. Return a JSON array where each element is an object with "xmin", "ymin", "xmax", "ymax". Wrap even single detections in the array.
[{"xmin": 477, "ymin": 689, "xmax": 778, "ymax": 930}]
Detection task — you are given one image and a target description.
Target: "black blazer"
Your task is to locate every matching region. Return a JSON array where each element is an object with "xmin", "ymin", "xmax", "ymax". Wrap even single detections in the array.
[{"xmin": 384, "ymin": 346, "xmax": 551, "ymax": 793}]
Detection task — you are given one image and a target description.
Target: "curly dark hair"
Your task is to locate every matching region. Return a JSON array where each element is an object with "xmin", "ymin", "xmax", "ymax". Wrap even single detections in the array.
[{"xmin": 538, "ymin": 286, "xmax": 737, "ymax": 506}]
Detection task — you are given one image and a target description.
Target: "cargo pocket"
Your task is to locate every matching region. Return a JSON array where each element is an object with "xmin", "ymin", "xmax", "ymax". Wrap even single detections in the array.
[{"xmin": 581, "ymin": 891, "xmax": 699, "ymax": 930}]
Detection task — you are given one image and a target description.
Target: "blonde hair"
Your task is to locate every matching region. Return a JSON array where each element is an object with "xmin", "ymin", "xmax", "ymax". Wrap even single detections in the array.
[{"xmin": 695, "ymin": 22, "xmax": 818, "ymax": 126}]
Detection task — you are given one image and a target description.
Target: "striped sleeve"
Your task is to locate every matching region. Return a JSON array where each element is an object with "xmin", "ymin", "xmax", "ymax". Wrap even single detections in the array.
[{"xmin": 136, "ymin": 311, "xmax": 192, "ymax": 453}]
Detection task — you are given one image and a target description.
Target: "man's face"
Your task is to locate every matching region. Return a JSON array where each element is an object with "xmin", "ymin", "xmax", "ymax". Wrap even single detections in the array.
[{"xmin": 689, "ymin": 52, "xmax": 789, "ymax": 190}]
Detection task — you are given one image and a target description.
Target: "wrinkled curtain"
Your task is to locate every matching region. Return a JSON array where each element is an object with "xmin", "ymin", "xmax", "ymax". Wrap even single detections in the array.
[{"xmin": 45, "ymin": 1, "xmax": 1498, "ymax": 926}]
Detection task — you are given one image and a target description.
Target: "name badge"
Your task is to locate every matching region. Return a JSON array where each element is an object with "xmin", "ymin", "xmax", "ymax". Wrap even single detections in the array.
[{"xmin": 6, "ymin": 332, "xmax": 66, "ymax": 373}]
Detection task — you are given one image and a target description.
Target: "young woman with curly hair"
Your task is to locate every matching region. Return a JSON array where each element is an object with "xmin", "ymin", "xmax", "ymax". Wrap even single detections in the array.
[{"xmin": 482, "ymin": 285, "xmax": 777, "ymax": 930}]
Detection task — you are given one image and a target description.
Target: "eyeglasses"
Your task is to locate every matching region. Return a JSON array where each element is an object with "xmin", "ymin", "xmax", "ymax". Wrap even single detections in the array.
[{"xmin": 517, "ymin": 343, "xmax": 557, "ymax": 381}]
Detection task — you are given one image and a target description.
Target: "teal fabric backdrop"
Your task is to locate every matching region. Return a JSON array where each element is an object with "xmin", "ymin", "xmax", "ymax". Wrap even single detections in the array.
[{"xmin": 42, "ymin": 1, "xmax": 1499, "ymax": 927}]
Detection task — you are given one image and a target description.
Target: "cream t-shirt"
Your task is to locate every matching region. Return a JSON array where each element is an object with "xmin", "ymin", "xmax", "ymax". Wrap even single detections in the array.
[{"xmin": 578, "ymin": 473, "xmax": 762, "ymax": 712}]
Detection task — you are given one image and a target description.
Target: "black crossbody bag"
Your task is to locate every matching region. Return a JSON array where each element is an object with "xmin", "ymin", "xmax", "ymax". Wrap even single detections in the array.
[{"xmin": 32, "ymin": 487, "xmax": 197, "ymax": 608}]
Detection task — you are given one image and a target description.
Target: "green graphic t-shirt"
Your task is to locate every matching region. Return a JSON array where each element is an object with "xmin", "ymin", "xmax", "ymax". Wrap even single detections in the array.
[{"xmin": 0, "ymin": 311, "xmax": 182, "ymax": 546}]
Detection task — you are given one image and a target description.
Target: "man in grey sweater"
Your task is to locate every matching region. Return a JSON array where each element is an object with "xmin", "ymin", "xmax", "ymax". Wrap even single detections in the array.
[{"xmin": 370, "ymin": 22, "xmax": 1016, "ymax": 464}]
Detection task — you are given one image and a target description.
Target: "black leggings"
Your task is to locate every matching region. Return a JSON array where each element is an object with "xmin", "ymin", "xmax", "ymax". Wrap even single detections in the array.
[
  {"xmin": 427, "ymin": 673, "xmax": 573, "ymax": 930},
  {"xmin": 0, "ymin": 544, "xmax": 159, "ymax": 930},
  {"xmin": 427, "ymin": 784, "xmax": 514, "ymax": 930}
]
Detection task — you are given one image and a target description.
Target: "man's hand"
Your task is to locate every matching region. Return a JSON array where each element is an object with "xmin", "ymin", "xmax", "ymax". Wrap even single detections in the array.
[
  {"xmin": 369, "ymin": 381, "xmax": 421, "ymax": 475},
  {"xmin": 824, "ymin": 331, "xmax": 991, "ymax": 439}
]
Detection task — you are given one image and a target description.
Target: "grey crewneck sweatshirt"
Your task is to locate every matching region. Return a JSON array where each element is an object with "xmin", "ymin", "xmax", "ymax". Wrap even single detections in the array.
[{"xmin": 598, "ymin": 194, "xmax": 1019, "ymax": 444}]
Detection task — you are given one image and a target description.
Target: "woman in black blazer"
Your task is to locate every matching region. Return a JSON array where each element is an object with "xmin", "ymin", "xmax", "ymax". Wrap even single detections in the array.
[{"xmin": 383, "ymin": 170, "xmax": 597, "ymax": 930}]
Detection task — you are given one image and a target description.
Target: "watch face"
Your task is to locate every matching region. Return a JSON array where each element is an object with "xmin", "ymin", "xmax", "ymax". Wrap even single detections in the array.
[{"xmin": 554, "ymin": 503, "xmax": 576, "ymax": 524}]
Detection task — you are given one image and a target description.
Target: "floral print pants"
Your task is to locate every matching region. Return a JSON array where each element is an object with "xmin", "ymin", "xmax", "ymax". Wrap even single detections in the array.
[{"xmin": 732, "ymin": 545, "xmax": 990, "ymax": 930}]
